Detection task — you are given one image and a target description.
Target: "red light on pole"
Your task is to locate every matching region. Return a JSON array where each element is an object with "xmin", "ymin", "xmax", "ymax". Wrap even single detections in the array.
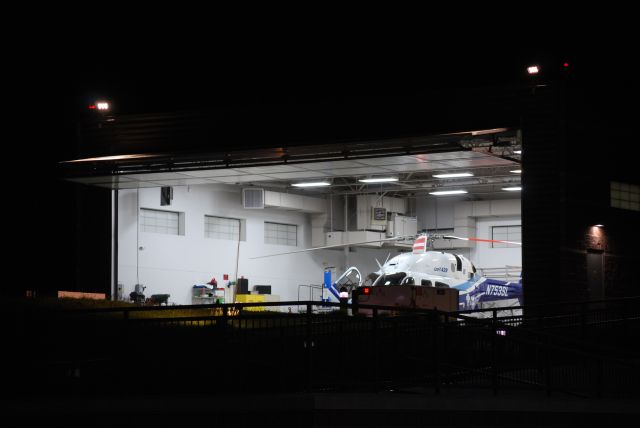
[
  {"xmin": 88, "ymin": 105, "xmax": 96, "ymax": 109},
  {"xmin": 563, "ymin": 62, "xmax": 569, "ymax": 68}
]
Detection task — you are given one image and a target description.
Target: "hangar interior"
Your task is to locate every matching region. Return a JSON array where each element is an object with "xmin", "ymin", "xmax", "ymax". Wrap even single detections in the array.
[{"xmin": 68, "ymin": 128, "xmax": 523, "ymax": 306}]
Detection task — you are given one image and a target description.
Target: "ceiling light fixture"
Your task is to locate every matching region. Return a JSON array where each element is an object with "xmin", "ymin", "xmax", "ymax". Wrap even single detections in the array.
[
  {"xmin": 291, "ymin": 181, "xmax": 331, "ymax": 188},
  {"xmin": 502, "ymin": 187, "xmax": 522, "ymax": 191},
  {"xmin": 429, "ymin": 190, "xmax": 468, "ymax": 196},
  {"xmin": 510, "ymin": 169, "xmax": 522, "ymax": 174},
  {"xmin": 432, "ymin": 172, "xmax": 474, "ymax": 178},
  {"xmin": 62, "ymin": 154, "xmax": 156, "ymax": 163},
  {"xmin": 513, "ymin": 150, "xmax": 522, "ymax": 154},
  {"xmin": 358, "ymin": 177, "xmax": 399, "ymax": 183}
]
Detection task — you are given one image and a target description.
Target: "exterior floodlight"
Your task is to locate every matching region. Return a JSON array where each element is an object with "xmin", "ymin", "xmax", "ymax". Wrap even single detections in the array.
[
  {"xmin": 291, "ymin": 181, "xmax": 331, "ymax": 188},
  {"xmin": 358, "ymin": 177, "xmax": 399, "ymax": 183},
  {"xmin": 96, "ymin": 101, "xmax": 110, "ymax": 111},
  {"xmin": 433, "ymin": 172, "xmax": 474, "ymax": 179},
  {"xmin": 594, "ymin": 224, "xmax": 604, "ymax": 228},
  {"xmin": 527, "ymin": 66, "xmax": 540, "ymax": 75},
  {"xmin": 510, "ymin": 170, "xmax": 522, "ymax": 174},
  {"xmin": 502, "ymin": 187, "xmax": 522, "ymax": 191},
  {"xmin": 429, "ymin": 190, "xmax": 468, "ymax": 196},
  {"xmin": 513, "ymin": 150, "xmax": 522, "ymax": 154}
]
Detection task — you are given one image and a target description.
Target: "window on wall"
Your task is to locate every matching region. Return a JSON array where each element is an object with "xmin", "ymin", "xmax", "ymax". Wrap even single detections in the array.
[
  {"xmin": 265, "ymin": 222, "xmax": 297, "ymax": 246},
  {"xmin": 492, "ymin": 225, "xmax": 521, "ymax": 248},
  {"xmin": 611, "ymin": 181, "xmax": 640, "ymax": 211},
  {"xmin": 140, "ymin": 208, "xmax": 183, "ymax": 235},
  {"xmin": 205, "ymin": 216, "xmax": 241, "ymax": 241}
]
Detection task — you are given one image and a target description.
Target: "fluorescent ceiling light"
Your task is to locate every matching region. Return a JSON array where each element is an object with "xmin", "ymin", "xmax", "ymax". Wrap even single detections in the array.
[
  {"xmin": 445, "ymin": 128, "xmax": 508, "ymax": 137},
  {"xmin": 470, "ymin": 128, "xmax": 509, "ymax": 136},
  {"xmin": 61, "ymin": 154, "xmax": 156, "ymax": 163},
  {"xmin": 291, "ymin": 181, "xmax": 331, "ymax": 188},
  {"xmin": 502, "ymin": 187, "xmax": 522, "ymax": 191},
  {"xmin": 358, "ymin": 177, "xmax": 399, "ymax": 183},
  {"xmin": 429, "ymin": 190, "xmax": 468, "ymax": 196},
  {"xmin": 433, "ymin": 172, "xmax": 474, "ymax": 179},
  {"xmin": 510, "ymin": 169, "xmax": 522, "ymax": 174}
]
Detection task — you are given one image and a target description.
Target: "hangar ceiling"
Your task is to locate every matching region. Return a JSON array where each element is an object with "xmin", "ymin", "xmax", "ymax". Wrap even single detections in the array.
[
  {"xmin": 66, "ymin": 150, "xmax": 520, "ymax": 199},
  {"xmin": 63, "ymin": 128, "xmax": 521, "ymax": 199}
]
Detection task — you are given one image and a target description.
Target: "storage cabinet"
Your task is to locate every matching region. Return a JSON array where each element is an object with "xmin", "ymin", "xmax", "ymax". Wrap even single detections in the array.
[{"xmin": 192, "ymin": 286, "xmax": 225, "ymax": 305}]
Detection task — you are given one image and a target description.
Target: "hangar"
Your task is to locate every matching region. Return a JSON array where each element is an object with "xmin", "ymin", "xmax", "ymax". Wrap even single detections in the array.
[
  {"xmin": 65, "ymin": 125, "xmax": 523, "ymax": 306},
  {"xmin": 56, "ymin": 61, "xmax": 638, "ymax": 312}
]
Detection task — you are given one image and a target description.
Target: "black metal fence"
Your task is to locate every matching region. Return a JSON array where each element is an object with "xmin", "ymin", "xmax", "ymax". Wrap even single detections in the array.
[{"xmin": 8, "ymin": 297, "xmax": 640, "ymax": 399}]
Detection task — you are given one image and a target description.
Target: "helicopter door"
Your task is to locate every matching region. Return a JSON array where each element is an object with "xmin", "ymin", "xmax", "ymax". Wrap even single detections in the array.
[
  {"xmin": 335, "ymin": 267, "xmax": 363, "ymax": 290},
  {"xmin": 453, "ymin": 255, "xmax": 462, "ymax": 271}
]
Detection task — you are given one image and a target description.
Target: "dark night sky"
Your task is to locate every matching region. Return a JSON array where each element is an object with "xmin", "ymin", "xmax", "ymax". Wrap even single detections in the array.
[
  {"xmin": 14, "ymin": 14, "xmax": 637, "ymax": 160},
  {"xmin": 8, "ymin": 27, "xmax": 638, "ymax": 296},
  {"xmin": 56, "ymin": 37, "xmax": 638, "ymax": 131}
]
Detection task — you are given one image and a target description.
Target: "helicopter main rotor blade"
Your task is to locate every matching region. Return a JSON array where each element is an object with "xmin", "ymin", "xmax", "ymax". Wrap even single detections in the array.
[
  {"xmin": 249, "ymin": 235, "xmax": 412, "ymax": 259},
  {"xmin": 443, "ymin": 235, "xmax": 522, "ymax": 246}
]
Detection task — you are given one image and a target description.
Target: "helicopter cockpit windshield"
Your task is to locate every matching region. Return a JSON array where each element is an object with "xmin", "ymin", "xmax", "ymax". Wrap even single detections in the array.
[{"xmin": 372, "ymin": 272, "xmax": 408, "ymax": 286}]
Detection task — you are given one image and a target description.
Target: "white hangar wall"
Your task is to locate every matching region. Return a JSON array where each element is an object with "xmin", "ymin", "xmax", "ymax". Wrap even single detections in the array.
[
  {"xmin": 118, "ymin": 185, "xmax": 522, "ymax": 305},
  {"xmin": 416, "ymin": 197, "xmax": 522, "ymax": 270},
  {"xmin": 472, "ymin": 216, "xmax": 522, "ymax": 269},
  {"xmin": 117, "ymin": 184, "xmax": 387, "ymax": 306}
]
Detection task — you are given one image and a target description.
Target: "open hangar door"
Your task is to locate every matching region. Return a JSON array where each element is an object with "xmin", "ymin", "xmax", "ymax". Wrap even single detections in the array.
[{"xmin": 65, "ymin": 128, "xmax": 522, "ymax": 307}]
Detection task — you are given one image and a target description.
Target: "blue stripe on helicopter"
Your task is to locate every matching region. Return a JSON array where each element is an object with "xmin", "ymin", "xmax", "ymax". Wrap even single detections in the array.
[
  {"xmin": 452, "ymin": 277, "xmax": 483, "ymax": 293},
  {"xmin": 454, "ymin": 277, "xmax": 523, "ymax": 310},
  {"xmin": 477, "ymin": 279, "xmax": 523, "ymax": 302}
]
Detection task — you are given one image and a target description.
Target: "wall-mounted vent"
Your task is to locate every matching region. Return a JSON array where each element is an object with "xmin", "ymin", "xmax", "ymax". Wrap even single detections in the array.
[{"xmin": 242, "ymin": 188, "xmax": 264, "ymax": 209}]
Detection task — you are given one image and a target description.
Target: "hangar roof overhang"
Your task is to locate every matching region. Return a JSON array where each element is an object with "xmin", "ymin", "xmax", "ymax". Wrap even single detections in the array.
[{"xmin": 61, "ymin": 127, "xmax": 521, "ymax": 199}]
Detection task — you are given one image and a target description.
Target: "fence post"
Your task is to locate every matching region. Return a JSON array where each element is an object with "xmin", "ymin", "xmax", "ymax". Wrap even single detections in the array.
[
  {"xmin": 123, "ymin": 308, "xmax": 130, "ymax": 346},
  {"xmin": 492, "ymin": 309, "xmax": 498, "ymax": 395},
  {"xmin": 392, "ymin": 316, "xmax": 398, "ymax": 387},
  {"xmin": 221, "ymin": 305, "xmax": 228, "ymax": 331},
  {"xmin": 339, "ymin": 316, "xmax": 346, "ymax": 390},
  {"xmin": 373, "ymin": 308, "xmax": 379, "ymax": 392},
  {"xmin": 434, "ymin": 310, "xmax": 440, "ymax": 395},
  {"xmin": 580, "ymin": 302, "xmax": 587, "ymax": 340},
  {"xmin": 306, "ymin": 303, "xmax": 313, "ymax": 392},
  {"xmin": 595, "ymin": 358, "xmax": 603, "ymax": 398},
  {"xmin": 544, "ymin": 336, "xmax": 551, "ymax": 397},
  {"xmin": 622, "ymin": 299, "xmax": 629, "ymax": 335},
  {"xmin": 443, "ymin": 312, "xmax": 449, "ymax": 392}
]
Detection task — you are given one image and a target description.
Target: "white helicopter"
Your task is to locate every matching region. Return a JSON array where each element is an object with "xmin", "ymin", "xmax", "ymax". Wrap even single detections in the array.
[
  {"xmin": 252, "ymin": 233, "xmax": 523, "ymax": 314},
  {"xmin": 340, "ymin": 234, "xmax": 523, "ymax": 314}
]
